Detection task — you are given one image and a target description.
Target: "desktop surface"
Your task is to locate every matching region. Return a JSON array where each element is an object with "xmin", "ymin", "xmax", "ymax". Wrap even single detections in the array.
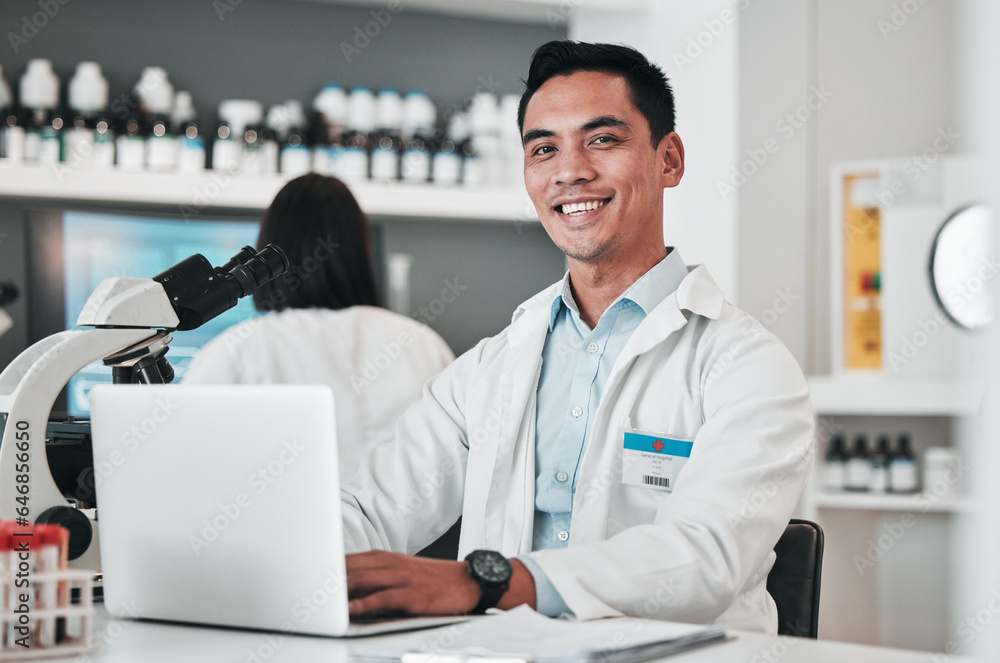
[{"xmin": 37, "ymin": 604, "xmax": 978, "ymax": 663}]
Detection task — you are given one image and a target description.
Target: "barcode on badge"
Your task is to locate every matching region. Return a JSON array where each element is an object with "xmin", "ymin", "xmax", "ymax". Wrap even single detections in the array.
[{"xmin": 642, "ymin": 475, "xmax": 670, "ymax": 488}]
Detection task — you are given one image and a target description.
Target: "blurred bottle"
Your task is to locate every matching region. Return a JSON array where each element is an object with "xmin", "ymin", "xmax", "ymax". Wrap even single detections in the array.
[
  {"xmin": 340, "ymin": 87, "xmax": 375, "ymax": 184},
  {"xmin": 276, "ymin": 101, "xmax": 312, "ymax": 177},
  {"xmin": 467, "ymin": 91, "xmax": 501, "ymax": 186},
  {"xmin": 173, "ymin": 92, "xmax": 206, "ymax": 174},
  {"xmin": 0, "ymin": 64, "xmax": 25, "ymax": 162},
  {"xmin": 845, "ymin": 434, "xmax": 871, "ymax": 492},
  {"xmin": 823, "ymin": 434, "xmax": 847, "ymax": 492},
  {"xmin": 370, "ymin": 88, "xmax": 402, "ymax": 183},
  {"xmin": 213, "ymin": 100, "xmax": 262, "ymax": 173},
  {"xmin": 64, "ymin": 62, "xmax": 113, "ymax": 170},
  {"xmin": 134, "ymin": 67, "xmax": 177, "ymax": 172},
  {"xmin": 888, "ymin": 434, "xmax": 919, "ymax": 494},
  {"xmin": 400, "ymin": 90, "xmax": 435, "ymax": 184},
  {"xmin": 312, "ymin": 84, "xmax": 348, "ymax": 177},
  {"xmin": 20, "ymin": 59, "xmax": 63, "ymax": 164},
  {"xmin": 432, "ymin": 113, "xmax": 463, "ymax": 187},
  {"xmin": 869, "ymin": 434, "xmax": 891, "ymax": 493}
]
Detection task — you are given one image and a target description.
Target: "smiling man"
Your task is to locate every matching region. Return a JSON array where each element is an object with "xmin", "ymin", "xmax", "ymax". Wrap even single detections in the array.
[{"xmin": 342, "ymin": 41, "xmax": 815, "ymax": 633}]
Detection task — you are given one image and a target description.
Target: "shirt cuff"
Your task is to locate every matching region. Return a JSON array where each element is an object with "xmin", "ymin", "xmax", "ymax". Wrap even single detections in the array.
[{"xmin": 517, "ymin": 555, "xmax": 574, "ymax": 618}]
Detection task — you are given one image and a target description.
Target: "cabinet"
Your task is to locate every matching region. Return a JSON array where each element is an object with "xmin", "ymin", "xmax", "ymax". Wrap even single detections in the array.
[{"xmin": 803, "ymin": 375, "xmax": 982, "ymax": 652}]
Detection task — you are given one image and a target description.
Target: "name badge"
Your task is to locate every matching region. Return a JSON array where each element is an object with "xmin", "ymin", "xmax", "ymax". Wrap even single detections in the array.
[{"xmin": 622, "ymin": 430, "xmax": 693, "ymax": 493}]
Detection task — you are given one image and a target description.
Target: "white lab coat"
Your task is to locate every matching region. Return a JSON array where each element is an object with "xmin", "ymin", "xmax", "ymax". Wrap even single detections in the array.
[
  {"xmin": 341, "ymin": 265, "xmax": 815, "ymax": 633},
  {"xmin": 183, "ymin": 306, "xmax": 455, "ymax": 483}
]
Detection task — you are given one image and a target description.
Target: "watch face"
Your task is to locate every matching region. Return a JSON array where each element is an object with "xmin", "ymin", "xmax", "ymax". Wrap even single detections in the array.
[{"xmin": 470, "ymin": 551, "xmax": 512, "ymax": 585}]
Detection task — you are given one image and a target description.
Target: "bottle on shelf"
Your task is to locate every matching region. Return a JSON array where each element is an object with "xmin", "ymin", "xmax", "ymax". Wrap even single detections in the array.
[
  {"xmin": 340, "ymin": 87, "xmax": 375, "ymax": 184},
  {"xmin": 212, "ymin": 100, "xmax": 262, "ymax": 173},
  {"xmin": 888, "ymin": 433, "xmax": 919, "ymax": 494},
  {"xmin": 312, "ymin": 84, "xmax": 348, "ymax": 177},
  {"xmin": 114, "ymin": 107, "xmax": 147, "ymax": 172},
  {"xmin": 468, "ymin": 91, "xmax": 501, "ymax": 186},
  {"xmin": 432, "ymin": 113, "xmax": 463, "ymax": 187},
  {"xmin": 0, "ymin": 64, "xmax": 24, "ymax": 163},
  {"xmin": 134, "ymin": 67, "xmax": 177, "ymax": 173},
  {"xmin": 173, "ymin": 91, "xmax": 205, "ymax": 174},
  {"xmin": 370, "ymin": 88, "xmax": 403, "ymax": 183},
  {"xmin": 823, "ymin": 434, "xmax": 848, "ymax": 492},
  {"xmin": 241, "ymin": 124, "xmax": 265, "ymax": 176},
  {"xmin": 64, "ymin": 62, "xmax": 112, "ymax": 170},
  {"xmin": 401, "ymin": 90, "xmax": 435, "ymax": 184},
  {"xmin": 845, "ymin": 434, "xmax": 871, "ymax": 492},
  {"xmin": 869, "ymin": 434, "xmax": 891, "ymax": 493},
  {"xmin": 20, "ymin": 59, "xmax": 63, "ymax": 165},
  {"xmin": 276, "ymin": 101, "xmax": 312, "ymax": 177}
]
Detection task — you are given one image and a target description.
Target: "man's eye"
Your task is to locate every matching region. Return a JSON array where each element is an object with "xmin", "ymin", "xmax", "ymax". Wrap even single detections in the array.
[
  {"xmin": 593, "ymin": 136, "xmax": 619, "ymax": 144},
  {"xmin": 532, "ymin": 145, "xmax": 555, "ymax": 156}
]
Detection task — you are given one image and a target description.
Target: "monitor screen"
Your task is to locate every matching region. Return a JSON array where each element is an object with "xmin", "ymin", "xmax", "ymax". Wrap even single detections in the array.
[{"xmin": 60, "ymin": 211, "xmax": 260, "ymax": 416}]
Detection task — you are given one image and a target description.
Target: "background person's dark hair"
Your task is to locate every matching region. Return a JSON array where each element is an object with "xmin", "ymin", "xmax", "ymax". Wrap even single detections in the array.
[
  {"xmin": 252, "ymin": 173, "xmax": 380, "ymax": 312},
  {"xmin": 517, "ymin": 40, "xmax": 675, "ymax": 149}
]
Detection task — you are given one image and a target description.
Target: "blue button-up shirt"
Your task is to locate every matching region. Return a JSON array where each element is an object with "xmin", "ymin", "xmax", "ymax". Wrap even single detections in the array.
[{"xmin": 518, "ymin": 248, "xmax": 689, "ymax": 616}]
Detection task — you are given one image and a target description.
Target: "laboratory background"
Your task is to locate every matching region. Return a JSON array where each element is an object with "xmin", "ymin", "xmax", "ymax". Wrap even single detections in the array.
[{"xmin": 0, "ymin": 0, "xmax": 998, "ymax": 659}]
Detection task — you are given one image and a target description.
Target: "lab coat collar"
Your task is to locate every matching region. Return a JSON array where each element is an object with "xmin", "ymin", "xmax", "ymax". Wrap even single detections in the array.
[
  {"xmin": 544, "ymin": 248, "xmax": 688, "ymax": 332},
  {"xmin": 509, "ymin": 255, "xmax": 725, "ymax": 350}
]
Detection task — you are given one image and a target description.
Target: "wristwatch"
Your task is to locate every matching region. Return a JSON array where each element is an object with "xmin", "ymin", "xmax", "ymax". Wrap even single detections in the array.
[{"xmin": 465, "ymin": 549, "xmax": 513, "ymax": 614}]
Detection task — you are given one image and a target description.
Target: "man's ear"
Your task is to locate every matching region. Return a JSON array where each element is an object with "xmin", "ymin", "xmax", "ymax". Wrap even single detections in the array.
[{"xmin": 658, "ymin": 132, "xmax": 685, "ymax": 189}]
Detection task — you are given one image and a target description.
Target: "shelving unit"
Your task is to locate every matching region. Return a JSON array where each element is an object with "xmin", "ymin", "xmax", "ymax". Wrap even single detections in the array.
[
  {"xmin": 812, "ymin": 491, "xmax": 976, "ymax": 514},
  {"xmin": 808, "ymin": 374, "xmax": 983, "ymax": 416},
  {"xmin": 303, "ymin": 0, "xmax": 648, "ymax": 24},
  {"xmin": 0, "ymin": 163, "xmax": 538, "ymax": 222}
]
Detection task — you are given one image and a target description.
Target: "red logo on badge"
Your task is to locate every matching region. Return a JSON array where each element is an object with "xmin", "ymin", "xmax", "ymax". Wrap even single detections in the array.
[{"xmin": 653, "ymin": 439, "xmax": 664, "ymax": 452}]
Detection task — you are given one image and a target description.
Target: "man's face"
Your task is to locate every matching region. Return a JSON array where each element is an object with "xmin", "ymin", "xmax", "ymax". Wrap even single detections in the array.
[{"xmin": 521, "ymin": 70, "xmax": 683, "ymax": 266}]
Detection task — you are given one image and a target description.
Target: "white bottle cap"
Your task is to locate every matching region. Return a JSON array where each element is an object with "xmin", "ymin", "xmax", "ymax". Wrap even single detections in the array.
[
  {"xmin": 376, "ymin": 88, "xmax": 403, "ymax": 132},
  {"xmin": 347, "ymin": 87, "xmax": 376, "ymax": 133},
  {"xmin": 0, "ymin": 65, "xmax": 11, "ymax": 110},
  {"xmin": 313, "ymin": 84, "xmax": 348, "ymax": 125},
  {"xmin": 448, "ymin": 112, "xmax": 469, "ymax": 141},
  {"xmin": 134, "ymin": 67, "xmax": 175, "ymax": 115},
  {"xmin": 218, "ymin": 100, "xmax": 263, "ymax": 136},
  {"xmin": 20, "ymin": 59, "xmax": 59, "ymax": 110},
  {"xmin": 499, "ymin": 94, "xmax": 521, "ymax": 137},
  {"xmin": 172, "ymin": 91, "xmax": 197, "ymax": 125},
  {"xmin": 68, "ymin": 62, "xmax": 109, "ymax": 113},
  {"xmin": 282, "ymin": 100, "xmax": 306, "ymax": 129}
]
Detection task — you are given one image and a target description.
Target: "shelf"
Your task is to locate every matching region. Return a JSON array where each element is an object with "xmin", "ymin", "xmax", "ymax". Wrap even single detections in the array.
[
  {"xmin": 814, "ymin": 491, "xmax": 977, "ymax": 514},
  {"xmin": 0, "ymin": 163, "xmax": 539, "ymax": 222},
  {"xmin": 298, "ymin": 0, "xmax": 649, "ymax": 24},
  {"xmin": 807, "ymin": 375, "xmax": 983, "ymax": 416}
]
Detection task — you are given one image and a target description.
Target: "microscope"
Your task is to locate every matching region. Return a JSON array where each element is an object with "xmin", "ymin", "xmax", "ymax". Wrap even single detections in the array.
[
  {"xmin": 0, "ymin": 245, "xmax": 288, "ymax": 561},
  {"xmin": 0, "ymin": 281, "xmax": 17, "ymax": 338}
]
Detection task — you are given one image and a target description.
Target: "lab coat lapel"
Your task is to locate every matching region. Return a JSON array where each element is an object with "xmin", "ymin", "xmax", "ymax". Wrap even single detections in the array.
[
  {"xmin": 572, "ymin": 266, "xmax": 725, "ymax": 541},
  {"xmin": 481, "ymin": 286, "xmax": 554, "ymax": 556}
]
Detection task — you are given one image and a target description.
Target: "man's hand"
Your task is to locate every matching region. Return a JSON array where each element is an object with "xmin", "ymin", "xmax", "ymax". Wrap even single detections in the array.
[{"xmin": 346, "ymin": 550, "xmax": 537, "ymax": 616}]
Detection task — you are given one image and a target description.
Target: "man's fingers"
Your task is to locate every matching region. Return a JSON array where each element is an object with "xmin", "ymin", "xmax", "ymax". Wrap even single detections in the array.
[
  {"xmin": 348, "ymin": 588, "xmax": 412, "ymax": 616},
  {"xmin": 347, "ymin": 567, "xmax": 404, "ymax": 598}
]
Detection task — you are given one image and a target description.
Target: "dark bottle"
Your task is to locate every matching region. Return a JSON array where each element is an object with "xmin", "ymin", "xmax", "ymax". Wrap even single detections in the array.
[
  {"xmin": 823, "ymin": 434, "xmax": 848, "ymax": 492},
  {"xmin": 845, "ymin": 434, "xmax": 871, "ymax": 492},
  {"xmin": 870, "ymin": 435, "xmax": 891, "ymax": 493},
  {"xmin": 889, "ymin": 434, "xmax": 919, "ymax": 493}
]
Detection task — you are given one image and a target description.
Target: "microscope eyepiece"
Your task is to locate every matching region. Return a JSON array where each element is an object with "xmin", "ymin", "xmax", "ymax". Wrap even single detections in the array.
[{"xmin": 153, "ymin": 244, "xmax": 290, "ymax": 331}]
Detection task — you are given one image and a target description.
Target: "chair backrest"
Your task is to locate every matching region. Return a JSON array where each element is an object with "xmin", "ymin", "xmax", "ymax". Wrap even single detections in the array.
[{"xmin": 766, "ymin": 518, "xmax": 824, "ymax": 638}]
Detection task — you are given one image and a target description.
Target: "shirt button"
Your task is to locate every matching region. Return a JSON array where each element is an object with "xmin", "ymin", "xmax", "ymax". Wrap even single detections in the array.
[
  {"xmin": 556, "ymin": 471, "xmax": 568, "ymax": 483},
  {"xmin": 557, "ymin": 530, "xmax": 570, "ymax": 542},
  {"xmin": 587, "ymin": 342, "xmax": 599, "ymax": 354},
  {"xmin": 571, "ymin": 406, "xmax": 583, "ymax": 418}
]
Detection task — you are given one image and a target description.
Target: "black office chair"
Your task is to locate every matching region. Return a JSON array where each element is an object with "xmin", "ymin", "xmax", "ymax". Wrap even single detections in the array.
[{"xmin": 766, "ymin": 518, "xmax": 824, "ymax": 639}]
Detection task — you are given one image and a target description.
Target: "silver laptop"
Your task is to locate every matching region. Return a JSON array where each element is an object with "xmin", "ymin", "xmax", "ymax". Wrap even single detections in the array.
[{"xmin": 90, "ymin": 384, "xmax": 468, "ymax": 637}]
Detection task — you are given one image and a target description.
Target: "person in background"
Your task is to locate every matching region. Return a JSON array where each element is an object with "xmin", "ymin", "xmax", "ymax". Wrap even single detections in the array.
[{"xmin": 184, "ymin": 173, "xmax": 455, "ymax": 483}]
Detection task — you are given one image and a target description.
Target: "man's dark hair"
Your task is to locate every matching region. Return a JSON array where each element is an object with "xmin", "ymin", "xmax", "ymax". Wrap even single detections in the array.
[
  {"xmin": 517, "ymin": 40, "xmax": 675, "ymax": 148},
  {"xmin": 253, "ymin": 173, "xmax": 380, "ymax": 312}
]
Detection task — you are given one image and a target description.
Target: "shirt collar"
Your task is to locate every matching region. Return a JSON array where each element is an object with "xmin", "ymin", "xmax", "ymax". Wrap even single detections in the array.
[{"xmin": 547, "ymin": 247, "xmax": 688, "ymax": 331}]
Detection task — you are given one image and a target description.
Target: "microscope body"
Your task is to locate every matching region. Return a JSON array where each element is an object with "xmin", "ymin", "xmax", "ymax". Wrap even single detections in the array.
[{"xmin": 0, "ymin": 246, "xmax": 287, "ymax": 562}]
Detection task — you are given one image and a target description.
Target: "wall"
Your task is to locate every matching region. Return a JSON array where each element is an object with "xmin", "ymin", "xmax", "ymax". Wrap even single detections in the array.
[
  {"xmin": 569, "ymin": 1, "xmax": 740, "ymax": 302},
  {"xmin": 0, "ymin": 0, "xmax": 563, "ymax": 134}
]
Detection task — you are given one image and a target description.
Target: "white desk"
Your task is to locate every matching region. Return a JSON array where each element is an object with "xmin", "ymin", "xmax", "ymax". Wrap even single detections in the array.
[{"xmin": 33, "ymin": 606, "xmax": 976, "ymax": 663}]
